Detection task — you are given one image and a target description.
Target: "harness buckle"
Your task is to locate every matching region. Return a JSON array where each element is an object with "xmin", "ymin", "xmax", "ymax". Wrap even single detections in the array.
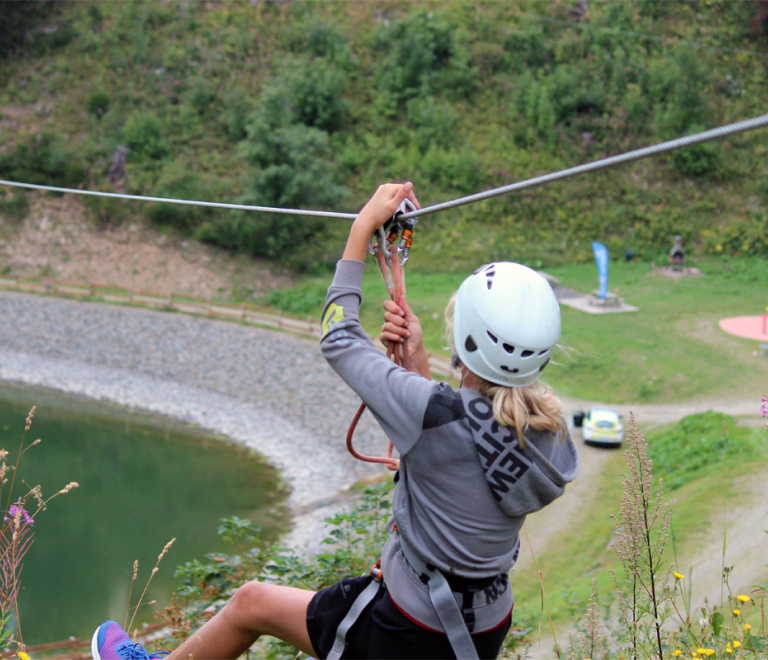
[{"xmin": 370, "ymin": 559, "xmax": 383, "ymax": 581}]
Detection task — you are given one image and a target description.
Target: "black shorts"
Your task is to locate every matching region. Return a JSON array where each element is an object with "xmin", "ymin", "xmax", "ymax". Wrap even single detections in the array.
[{"xmin": 306, "ymin": 576, "xmax": 511, "ymax": 660}]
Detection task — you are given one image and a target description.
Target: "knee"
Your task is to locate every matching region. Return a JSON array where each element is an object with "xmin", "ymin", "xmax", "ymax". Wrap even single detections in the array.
[{"xmin": 224, "ymin": 580, "xmax": 272, "ymax": 628}]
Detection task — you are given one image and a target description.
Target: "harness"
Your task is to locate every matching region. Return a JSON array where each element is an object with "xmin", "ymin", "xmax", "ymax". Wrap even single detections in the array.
[{"xmin": 326, "ymin": 534, "xmax": 481, "ymax": 660}]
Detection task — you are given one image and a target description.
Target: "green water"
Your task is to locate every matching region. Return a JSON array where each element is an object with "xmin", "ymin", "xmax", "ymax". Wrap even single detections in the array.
[{"xmin": 0, "ymin": 384, "xmax": 290, "ymax": 645}]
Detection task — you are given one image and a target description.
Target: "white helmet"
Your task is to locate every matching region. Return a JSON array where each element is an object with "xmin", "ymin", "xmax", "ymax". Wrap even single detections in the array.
[{"xmin": 453, "ymin": 262, "xmax": 561, "ymax": 387}]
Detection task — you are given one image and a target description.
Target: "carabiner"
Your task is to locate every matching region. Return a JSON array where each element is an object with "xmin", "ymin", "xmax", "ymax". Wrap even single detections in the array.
[
  {"xmin": 368, "ymin": 198, "xmax": 419, "ymax": 265},
  {"xmin": 367, "ymin": 226, "xmax": 388, "ymax": 257},
  {"xmin": 395, "ymin": 198, "xmax": 418, "ymax": 265}
]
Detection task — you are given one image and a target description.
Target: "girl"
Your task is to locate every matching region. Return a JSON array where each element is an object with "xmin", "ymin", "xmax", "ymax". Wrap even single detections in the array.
[{"xmin": 92, "ymin": 182, "xmax": 579, "ymax": 660}]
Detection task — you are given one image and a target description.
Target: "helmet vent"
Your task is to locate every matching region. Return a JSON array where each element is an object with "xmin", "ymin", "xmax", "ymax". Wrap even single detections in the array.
[
  {"xmin": 521, "ymin": 350, "xmax": 534, "ymax": 358},
  {"xmin": 500, "ymin": 365, "xmax": 519, "ymax": 373},
  {"xmin": 538, "ymin": 349, "xmax": 549, "ymax": 356},
  {"xmin": 502, "ymin": 343, "xmax": 515, "ymax": 354},
  {"xmin": 539, "ymin": 358, "xmax": 551, "ymax": 372},
  {"xmin": 487, "ymin": 331, "xmax": 498, "ymax": 344},
  {"xmin": 465, "ymin": 335, "xmax": 478, "ymax": 352},
  {"xmin": 485, "ymin": 269, "xmax": 495, "ymax": 290}
]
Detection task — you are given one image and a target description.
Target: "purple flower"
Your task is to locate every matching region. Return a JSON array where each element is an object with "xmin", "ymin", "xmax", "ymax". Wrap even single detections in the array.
[
  {"xmin": 763, "ymin": 395, "xmax": 768, "ymax": 418},
  {"xmin": 3, "ymin": 505, "xmax": 33, "ymax": 526}
]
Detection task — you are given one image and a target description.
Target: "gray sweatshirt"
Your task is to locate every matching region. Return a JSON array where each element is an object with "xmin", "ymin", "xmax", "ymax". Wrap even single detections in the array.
[{"xmin": 320, "ymin": 260, "xmax": 580, "ymax": 632}]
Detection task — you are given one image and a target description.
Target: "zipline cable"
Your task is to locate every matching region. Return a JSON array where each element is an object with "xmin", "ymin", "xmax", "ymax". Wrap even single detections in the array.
[
  {"xmin": 0, "ymin": 181, "xmax": 358, "ymax": 220},
  {"xmin": 395, "ymin": 113, "xmax": 768, "ymax": 221},
  {"xmin": 2, "ymin": 113, "xmax": 768, "ymax": 221}
]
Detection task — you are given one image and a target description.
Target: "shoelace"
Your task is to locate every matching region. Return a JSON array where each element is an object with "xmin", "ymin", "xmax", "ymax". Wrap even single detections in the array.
[{"xmin": 115, "ymin": 642, "xmax": 169, "ymax": 660}]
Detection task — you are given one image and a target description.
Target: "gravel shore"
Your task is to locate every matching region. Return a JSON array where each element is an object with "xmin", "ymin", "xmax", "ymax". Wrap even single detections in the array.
[{"xmin": 0, "ymin": 290, "xmax": 391, "ymax": 537}]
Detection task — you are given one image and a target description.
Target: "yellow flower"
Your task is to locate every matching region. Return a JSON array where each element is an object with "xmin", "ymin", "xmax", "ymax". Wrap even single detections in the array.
[
  {"xmin": 733, "ymin": 640, "xmax": 742, "ymax": 648},
  {"xmin": 726, "ymin": 648, "xmax": 733, "ymax": 654},
  {"xmin": 697, "ymin": 649, "xmax": 707, "ymax": 654},
  {"xmin": 744, "ymin": 623, "xmax": 752, "ymax": 631},
  {"xmin": 17, "ymin": 653, "xmax": 30, "ymax": 660},
  {"xmin": 672, "ymin": 651, "xmax": 682, "ymax": 657},
  {"xmin": 704, "ymin": 651, "xmax": 715, "ymax": 657},
  {"xmin": 733, "ymin": 609, "xmax": 741, "ymax": 615},
  {"xmin": 673, "ymin": 572, "xmax": 685, "ymax": 580},
  {"xmin": 737, "ymin": 594, "xmax": 751, "ymax": 603}
]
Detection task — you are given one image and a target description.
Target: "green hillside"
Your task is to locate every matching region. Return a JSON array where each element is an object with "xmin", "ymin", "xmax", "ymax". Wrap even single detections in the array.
[{"xmin": 1, "ymin": 1, "xmax": 767, "ymax": 272}]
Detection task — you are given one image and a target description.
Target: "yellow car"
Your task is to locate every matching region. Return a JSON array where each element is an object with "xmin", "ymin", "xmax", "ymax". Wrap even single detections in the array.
[{"xmin": 582, "ymin": 408, "xmax": 624, "ymax": 446}]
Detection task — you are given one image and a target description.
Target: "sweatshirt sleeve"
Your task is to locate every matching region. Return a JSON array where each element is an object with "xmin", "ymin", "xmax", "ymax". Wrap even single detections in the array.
[{"xmin": 320, "ymin": 259, "xmax": 436, "ymax": 457}]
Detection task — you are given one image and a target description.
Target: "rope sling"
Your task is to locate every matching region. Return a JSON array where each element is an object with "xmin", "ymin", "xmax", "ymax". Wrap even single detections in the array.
[{"xmin": 344, "ymin": 198, "xmax": 418, "ymax": 471}]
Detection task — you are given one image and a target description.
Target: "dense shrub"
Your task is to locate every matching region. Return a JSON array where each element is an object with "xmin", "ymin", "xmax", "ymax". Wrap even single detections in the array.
[
  {"xmin": 0, "ymin": 132, "xmax": 86, "ymax": 187},
  {"xmin": 123, "ymin": 112, "xmax": 167, "ymax": 160},
  {"xmin": 86, "ymin": 91, "xmax": 110, "ymax": 118},
  {"xmin": 218, "ymin": 123, "xmax": 347, "ymax": 268},
  {"xmin": 253, "ymin": 57, "xmax": 349, "ymax": 134},
  {"xmin": 0, "ymin": 0, "xmax": 55, "ymax": 58},
  {"xmin": 373, "ymin": 8, "xmax": 478, "ymax": 112}
]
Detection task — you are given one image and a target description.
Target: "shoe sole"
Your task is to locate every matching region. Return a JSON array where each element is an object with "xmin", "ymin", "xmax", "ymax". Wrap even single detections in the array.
[{"xmin": 91, "ymin": 626, "xmax": 102, "ymax": 660}]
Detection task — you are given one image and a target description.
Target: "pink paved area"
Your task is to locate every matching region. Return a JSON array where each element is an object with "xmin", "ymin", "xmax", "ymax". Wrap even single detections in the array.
[{"xmin": 719, "ymin": 315, "xmax": 768, "ymax": 341}]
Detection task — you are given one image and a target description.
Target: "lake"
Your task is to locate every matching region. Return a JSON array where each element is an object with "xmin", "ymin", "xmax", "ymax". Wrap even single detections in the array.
[{"xmin": 0, "ymin": 384, "xmax": 290, "ymax": 645}]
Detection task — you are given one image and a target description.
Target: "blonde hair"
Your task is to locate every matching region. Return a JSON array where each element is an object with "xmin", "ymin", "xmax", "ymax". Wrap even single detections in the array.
[{"xmin": 444, "ymin": 295, "xmax": 567, "ymax": 448}]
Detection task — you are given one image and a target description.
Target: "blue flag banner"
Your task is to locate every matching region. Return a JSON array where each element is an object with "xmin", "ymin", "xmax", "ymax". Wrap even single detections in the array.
[{"xmin": 592, "ymin": 241, "xmax": 609, "ymax": 300}]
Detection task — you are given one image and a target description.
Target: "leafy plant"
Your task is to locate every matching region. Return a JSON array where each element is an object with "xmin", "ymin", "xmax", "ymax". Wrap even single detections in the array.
[
  {"xmin": 86, "ymin": 91, "xmax": 110, "ymax": 118},
  {"xmin": 0, "ymin": 132, "xmax": 86, "ymax": 188},
  {"xmin": 123, "ymin": 112, "xmax": 167, "ymax": 160}
]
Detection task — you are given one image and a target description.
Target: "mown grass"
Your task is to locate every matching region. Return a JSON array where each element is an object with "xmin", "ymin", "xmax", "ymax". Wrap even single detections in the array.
[{"xmin": 264, "ymin": 254, "xmax": 768, "ymax": 405}]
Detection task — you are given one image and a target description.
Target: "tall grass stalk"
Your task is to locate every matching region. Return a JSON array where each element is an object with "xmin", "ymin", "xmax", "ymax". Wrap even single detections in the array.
[
  {"xmin": 610, "ymin": 413, "xmax": 671, "ymax": 660},
  {"xmin": 523, "ymin": 525, "xmax": 560, "ymax": 658},
  {"xmin": 127, "ymin": 538, "xmax": 176, "ymax": 635}
]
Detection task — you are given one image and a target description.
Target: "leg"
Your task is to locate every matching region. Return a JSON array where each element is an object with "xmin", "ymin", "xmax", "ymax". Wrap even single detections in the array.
[{"xmin": 167, "ymin": 581, "xmax": 317, "ymax": 660}]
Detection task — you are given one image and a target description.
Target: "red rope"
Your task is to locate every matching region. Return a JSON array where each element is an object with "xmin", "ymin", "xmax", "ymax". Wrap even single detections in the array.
[{"xmin": 346, "ymin": 241, "xmax": 407, "ymax": 471}]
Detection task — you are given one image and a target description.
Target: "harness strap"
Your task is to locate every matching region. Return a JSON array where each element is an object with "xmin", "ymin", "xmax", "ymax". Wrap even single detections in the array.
[
  {"xmin": 326, "ymin": 576, "xmax": 383, "ymax": 660},
  {"xmin": 398, "ymin": 535, "xmax": 480, "ymax": 660}
]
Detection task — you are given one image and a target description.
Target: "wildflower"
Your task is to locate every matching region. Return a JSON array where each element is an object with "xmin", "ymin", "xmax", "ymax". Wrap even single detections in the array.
[
  {"xmin": 704, "ymin": 651, "xmax": 715, "ymax": 657},
  {"xmin": 697, "ymin": 649, "xmax": 707, "ymax": 654},
  {"xmin": 672, "ymin": 651, "xmax": 682, "ymax": 657},
  {"xmin": 699, "ymin": 618, "xmax": 709, "ymax": 627},
  {"xmin": 3, "ymin": 505, "xmax": 33, "ymax": 526},
  {"xmin": 673, "ymin": 572, "xmax": 685, "ymax": 579},
  {"xmin": 726, "ymin": 648, "xmax": 733, "ymax": 655},
  {"xmin": 733, "ymin": 640, "xmax": 741, "ymax": 648},
  {"xmin": 737, "ymin": 594, "xmax": 751, "ymax": 603},
  {"xmin": 744, "ymin": 623, "xmax": 751, "ymax": 631},
  {"xmin": 24, "ymin": 406, "xmax": 35, "ymax": 431},
  {"xmin": 58, "ymin": 481, "xmax": 79, "ymax": 495},
  {"xmin": 733, "ymin": 609, "xmax": 741, "ymax": 615},
  {"xmin": 762, "ymin": 395, "xmax": 768, "ymax": 417},
  {"xmin": 17, "ymin": 652, "xmax": 30, "ymax": 660}
]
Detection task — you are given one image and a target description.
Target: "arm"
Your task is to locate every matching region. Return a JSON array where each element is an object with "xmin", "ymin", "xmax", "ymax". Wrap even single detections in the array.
[{"xmin": 321, "ymin": 183, "xmax": 434, "ymax": 457}]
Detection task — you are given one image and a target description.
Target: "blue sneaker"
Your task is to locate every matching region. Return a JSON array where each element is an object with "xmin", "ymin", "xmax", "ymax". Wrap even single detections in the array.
[{"xmin": 91, "ymin": 621, "xmax": 169, "ymax": 660}]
